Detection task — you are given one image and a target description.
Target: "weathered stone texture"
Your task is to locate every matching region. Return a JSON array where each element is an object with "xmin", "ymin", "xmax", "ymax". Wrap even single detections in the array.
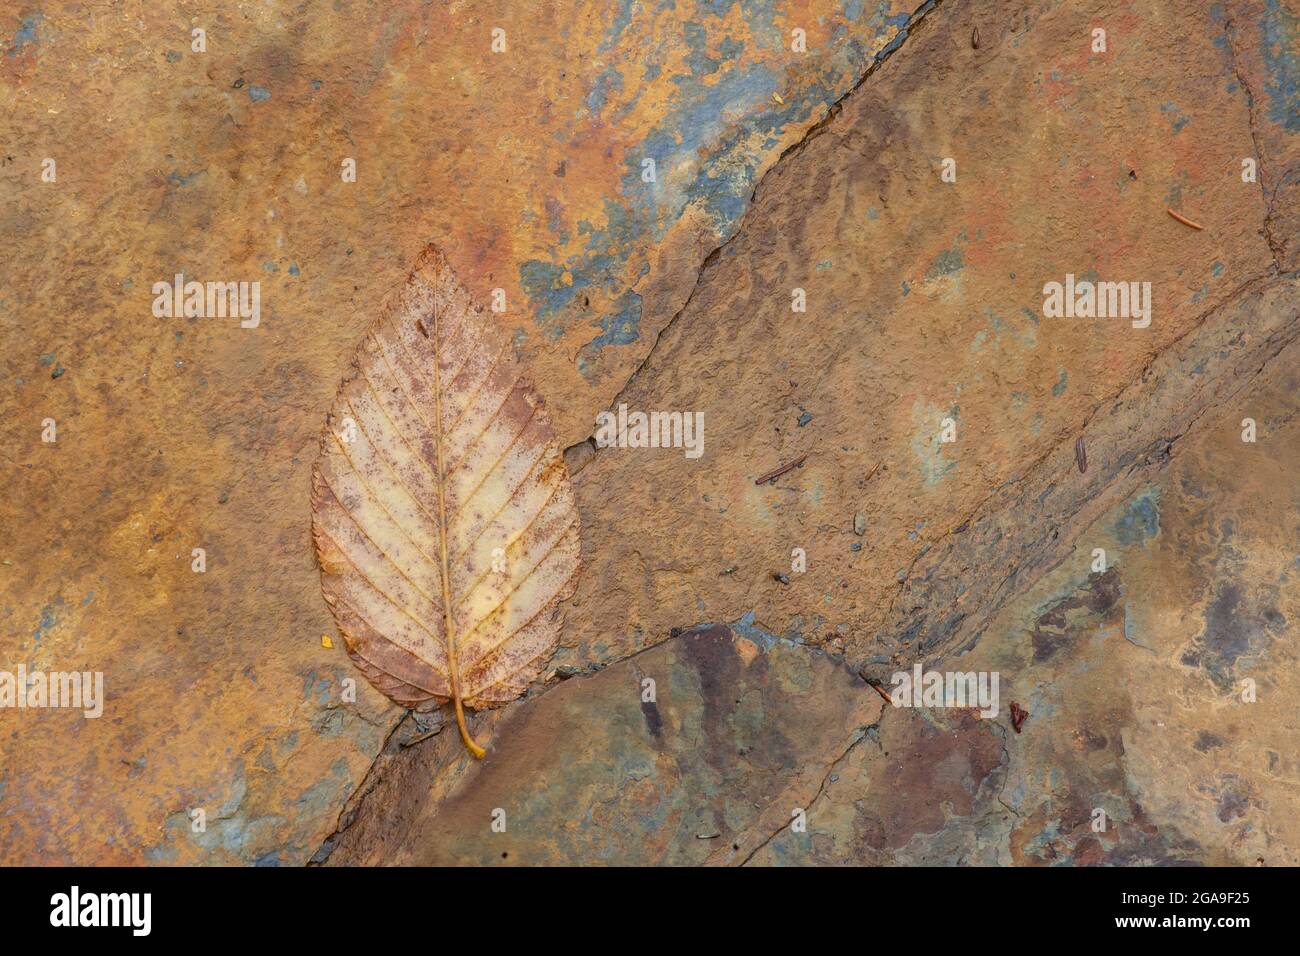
[
  {"xmin": 326, "ymin": 624, "xmax": 882, "ymax": 865},
  {"xmin": 3, "ymin": 0, "xmax": 1296, "ymax": 866}
]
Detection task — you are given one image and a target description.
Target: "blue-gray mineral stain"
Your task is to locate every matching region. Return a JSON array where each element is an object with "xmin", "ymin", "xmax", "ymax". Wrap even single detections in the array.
[{"xmin": 1114, "ymin": 487, "xmax": 1160, "ymax": 545}]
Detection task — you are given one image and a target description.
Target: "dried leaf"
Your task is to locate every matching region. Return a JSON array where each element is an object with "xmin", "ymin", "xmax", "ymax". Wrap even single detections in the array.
[{"xmin": 311, "ymin": 247, "xmax": 581, "ymax": 758}]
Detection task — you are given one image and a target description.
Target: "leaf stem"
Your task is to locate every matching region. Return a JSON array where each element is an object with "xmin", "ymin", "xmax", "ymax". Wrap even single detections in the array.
[{"xmin": 453, "ymin": 697, "xmax": 486, "ymax": 759}]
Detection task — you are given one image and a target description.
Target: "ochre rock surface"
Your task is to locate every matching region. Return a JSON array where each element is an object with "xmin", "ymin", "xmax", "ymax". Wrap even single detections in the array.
[
  {"xmin": 3, "ymin": 0, "xmax": 1297, "ymax": 866},
  {"xmin": 326, "ymin": 0, "xmax": 1300, "ymax": 867},
  {"xmin": 0, "ymin": 0, "xmax": 916, "ymax": 865},
  {"xmin": 748, "ymin": 349, "xmax": 1300, "ymax": 865},
  {"xmin": 326, "ymin": 624, "xmax": 882, "ymax": 865}
]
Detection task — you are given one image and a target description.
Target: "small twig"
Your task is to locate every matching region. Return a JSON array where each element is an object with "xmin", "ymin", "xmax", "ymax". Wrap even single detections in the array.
[
  {"xmin": 755, "ymin": 453, "xmax": 808, "ymax": 485},
  {"xmin": 400, "ymin": 728, "xmax": 443, "ymax": 748},
  {"xmin": 866, "ymin": 681, "xmax": 894, "ymax": 705},
  {"xmin": 1167, "ymin": 208, "xmax": 1203, "ymax": 231},
  {"xmin": 1075, "ymin": 436, "xmax": 1087, "ymax": 474}
]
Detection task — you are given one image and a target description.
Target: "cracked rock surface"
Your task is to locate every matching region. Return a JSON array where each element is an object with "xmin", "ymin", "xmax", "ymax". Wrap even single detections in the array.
[
  {"xmin": 324, "ymin": 0, "xmax": 1300, "ymax": 867},
  {"xmin": 0, "ymin": 0, "xmax": 918, "ymax": 866},
  {"xmin": 2, "ymin": 0, "xmax": 1297, "ymax": 866},
  {"xmin": 323, "ymin": 624, "xmax": 882, "ymax": 865}
]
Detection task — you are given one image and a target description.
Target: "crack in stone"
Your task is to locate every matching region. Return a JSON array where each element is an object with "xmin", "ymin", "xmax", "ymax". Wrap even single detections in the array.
[
  {"xmin": 308, "ymin": 711, "xmax": 413, "ymax": 865},
  {"xmin": 990, "ymin": 721, "xmax": 1023, "ymax": 824},
  {"xmin": 1223, "ymin": 11, "xmax": 1286, "ymax": 271},
  {"xmin": 564, "ymin": 0, "xmax": 947, "ymax": 475},
  {"xmin": 312, "ymin": 0, "xmax": 1296, "ymax": 866},
  {"xmin": 738, "ymin": 711, "xmax": 886, "ymax": 866},
  {"xmin": 874, "ymin": 265, "xmax": 1282, "ymax": 654},
  {"xmin": 862, "ymin": 268, "xmax": 1300, "ymax": 680}
]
